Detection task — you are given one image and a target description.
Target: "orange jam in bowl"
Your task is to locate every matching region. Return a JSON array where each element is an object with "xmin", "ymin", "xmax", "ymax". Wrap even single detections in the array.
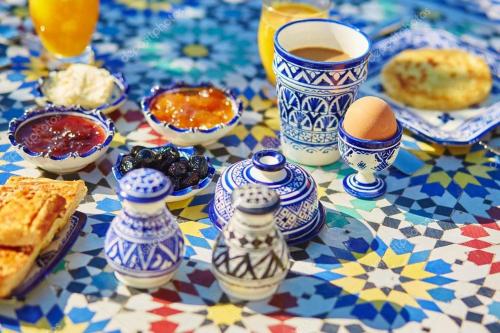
[{"xmin": 150, "ymin": 87, "xmax": 235, "ymax": 130}]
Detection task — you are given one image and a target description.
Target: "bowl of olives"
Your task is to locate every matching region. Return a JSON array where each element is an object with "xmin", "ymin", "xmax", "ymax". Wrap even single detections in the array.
[{"xmin": 113, "ymin": 144, "xmax": 215, "ymax": 202}]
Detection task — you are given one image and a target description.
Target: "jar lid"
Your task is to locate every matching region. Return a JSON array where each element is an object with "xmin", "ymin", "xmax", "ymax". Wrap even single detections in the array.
[
  {"xmin": 232, "ymin": 184, "xmax": 280, "ymax": 215},
  {"xmin": 118, "ymin": 168, "xmax": 173, "ymax": 203},
  {"xmin": 211, "ymin": 150, "xmax": 325, "ymax": 244}
]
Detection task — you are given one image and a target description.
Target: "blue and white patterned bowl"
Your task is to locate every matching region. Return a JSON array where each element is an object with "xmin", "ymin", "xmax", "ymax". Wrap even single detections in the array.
[
  {"xmin": 363, "ymin": 27, "xmax": 499, "ymax": 145},
  {"xmin": 338, "ymin": 120, "xmax": 403, "ymax": 199},
  {"xmin": 112, "ymin": 144, "xmax": 215, "ymax": 203},
  {"xmin": 8, "ymin": 105, "xmax": 115, "ymax": 174},
  {"xmin": 209, "ymin": 149, "xmax": 325, "ymax": 245},
  {"xmin": 141, "ymin": 82, "xmax": 243, "ymax": 146},
  {"xmin": 35, "ymin": 70, "xmax": 128, "ymax": 115}
]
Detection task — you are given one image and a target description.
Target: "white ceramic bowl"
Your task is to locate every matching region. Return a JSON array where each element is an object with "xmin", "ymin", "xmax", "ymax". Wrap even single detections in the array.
[
  {"xmin": 141, "ymin": 83, "xmax": 243, "ymax": 146},
  {"xmin": 8, "ymin": 105, "xmax": 115, "ymax": 174},
  {"xmin": 36, "ymin": 70, "xmax": 128, "ymax": 115}
]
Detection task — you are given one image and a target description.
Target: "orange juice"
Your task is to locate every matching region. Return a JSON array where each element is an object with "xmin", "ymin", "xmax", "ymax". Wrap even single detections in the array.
[
  {"xmin": 29, "ymin": 0, "xmax": 99, "ymax": 58},
  {"xmin": 258, "ymin": 1, "xmax": 329, "ymax": 84}
]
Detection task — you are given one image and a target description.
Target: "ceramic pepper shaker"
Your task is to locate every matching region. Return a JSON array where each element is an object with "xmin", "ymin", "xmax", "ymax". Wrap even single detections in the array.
[
  {"xmin": 105, "ymin": 168, "xmax": 184, "ymax": 288},
  {"xmin": 211, "ymin": 184, "xmax": 290, "ymax": 301}
]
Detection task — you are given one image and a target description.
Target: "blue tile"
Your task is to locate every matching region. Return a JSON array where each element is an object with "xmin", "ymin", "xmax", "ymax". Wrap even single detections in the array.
[
  {"xmin": 421, "ymin": 182, "xmax": 445, "ymax": 197},
  {"xmin": 489, "ymin": 301, "xmax": 500, "ymax": 319},
  {"xmin": 464, "ymin": 184, "xmax": 489, "ymax": 198},
  {"xmin": 47, "ymin": 306, "xmax": 64, "ymax": 328},
  {"xmin": 427, "ymin": 287, "xmax": 455, "ymax": 302},
  {"xmin": 186, "ymin": 235, "xmax": 211, "ymax": 249},
  {"xmin": 425, "ymin": 259, "xmax": 453, "ymax": 275},
  {"xmin": 0, "ymin": 164, "xmax": 23, "ymax": 172},
  {"xmin": 390, "ymin": 239, "xmax": 415, "ymax": 255},
  {"xmin": 403, "ymin": 306, "xmax": 427, "ymax": 322},
  {"xmin": 344, "ymin": 237, "xmax": 370, "ymax": 254},
  {"xmin": 96, "ymin": 198, "xmax": 122, "ymax": 212},
  {"xmin": 314, "ymin": 283, "xmax": 342, "ymax": 299},
  {"xmin": 380, "ymin": 303, "xmax": 397, "ymax": 323},
  {"xmin": 417, "ymin": 300, "xmax": 441, "ymax": 312},
  {"xmin": 423, "ymin": 276, "xmax": 455, "ymax": 286},
  {"xmin": 84, "ymin": 320, "xmax": 110, "ymax": 333},
  {"xmin": 334, "ymin": 294, "xmax": 358, "ymax": 308},
  {"xmin": 2, "ymin": 151, "xmax": 23, "ymax": 162},
  {"xmin": 92, "ymin": 272, "xmax": 118, "ymax": 291},
  {"xmin": 15, "ymin": 305, "xmax": 43, "ymax": 324},
  {"xmin": 0, "ymin": 315, "xmax": 20, "ymax": 331},
  {"xmin": 68, "ymin": 307, "xmax": 94, "ymax": 324},
  {"xmin": 0, "ymin": 144, "xmax": 11, "ymax": 152},
  {"xmin": 408, "ymin": 250, "xmax": 430, "ymax": 264},
  {"xmin": 352, "ymin": 303, "xmax": 377, "ymax": 320},
  {"xmin": 91, "ymin": 222, "xmax": 111, "ymax": 238},
  {"xmin": 313, "ymin": 270, "xmax": 343, "ymax": 281}
]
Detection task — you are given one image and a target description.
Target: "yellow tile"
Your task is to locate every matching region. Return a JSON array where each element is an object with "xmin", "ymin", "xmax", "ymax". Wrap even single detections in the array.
[
  {"xmin": 334, "ymin": 262, "xmax": 365, "ymax": 277},
  {"xmin": 428, "ymin": 171, "xmax": 451, "ymax": 187},
  {"xmin": 400, "ymin": 263, "xmax": 434, "ymax": 280},
  {"xmin": 401, "ymin": 280, "xmax": 433, "ymax": 300},
  {"xmin": 359, "ymin": 288, "xmax": 388, "ymax": 302},
  {"xmin": 388, "ymin": 290, "xmax": 419, "ymax": 308},
  {"xmin": 180, "ymin": 220, "xmax": 206, "ymax": 237},
  {"xmin": 333, "ymin": 277, "xmax": 365, "ymax": 294},
  {"xmin": 111, "ymin": 132, "xmax": 127, "ymax": 148},
  {"xmin": 207, "ymin": 304, "xmax": 243, "ymax": 326},
  {"xmin": 454, "ymin": 172, "xmax": 480, "ymax": 188},
  {"xmin": 382, "ymin": 249, "xmax": 410, "ymax": 269},
  {"xmin": 356, "ymin": 251, "xmax": 381, "ymax": 267}
]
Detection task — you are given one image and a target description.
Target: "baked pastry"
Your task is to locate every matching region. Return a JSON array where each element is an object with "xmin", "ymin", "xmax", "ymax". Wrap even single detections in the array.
[
  {"xmin": 381, "ymin": 48, "xmax": 493, "ymax": 110},
  {"xmin": 0, "ymin": 177, "xmax": 87, "ymax": 297},
  {"xmin": 0, "ymin": 245, "xmax": 36, "ymax": 298},
  {"xmin": 6, "ymin": 177, "xmax": 87, "ymax": 224},
  {"xmin": 0, "ymin": 189, "xmax": 66, "ymax": 247}
]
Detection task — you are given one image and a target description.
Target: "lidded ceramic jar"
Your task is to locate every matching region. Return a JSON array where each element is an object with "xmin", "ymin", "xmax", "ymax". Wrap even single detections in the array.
[
  {"xmin": 209, "ymin": 150, "xmax": 325, "ymax": 245},
  {"xmin": 105, "ymin": 168, "xmax": 184, "ymax": 288},
  {"xmin": 212, "ymin": 184, "xmax": 290, "ymax": 300}
]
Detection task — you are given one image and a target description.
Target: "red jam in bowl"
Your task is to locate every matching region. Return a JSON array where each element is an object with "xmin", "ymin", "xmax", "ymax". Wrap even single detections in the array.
[{"xmin": 15, "ymin": 114, "xmax": 106, "ymax": 157}]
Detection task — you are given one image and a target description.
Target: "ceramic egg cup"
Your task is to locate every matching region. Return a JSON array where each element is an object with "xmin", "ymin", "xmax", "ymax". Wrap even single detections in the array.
[
  {"xmin": 112, "ymin": 144, "xmax": 215, "ymax": 203},
  {"xmin": 36, "ymin": 70, "xmax": 128, "ymax": 115},
  {"xmin": 8, "ymin": 105, "xmax": 115, "ymax": 174},
  {"xmin": 338, "ymin": 120, "xmax": 403, "ymax": 199},
  {"xmin": 141, "ymin": 82, "xmax": 243, "ymax": 147}
]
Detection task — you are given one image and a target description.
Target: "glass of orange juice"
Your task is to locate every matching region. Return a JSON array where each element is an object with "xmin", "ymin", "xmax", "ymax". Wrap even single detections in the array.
[
  {"xmin": 258, "ymin": 0, "xmax": 331, "ymax": 85},
  {"xmin": 29, "ymin": 0, "xmax": 99, "ymax": 63}
]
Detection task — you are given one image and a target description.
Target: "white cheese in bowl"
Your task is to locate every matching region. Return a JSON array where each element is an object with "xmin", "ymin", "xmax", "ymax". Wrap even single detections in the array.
[{"xmin": 44, "ymin": 64, "xmax": 115, "ymax": 109}]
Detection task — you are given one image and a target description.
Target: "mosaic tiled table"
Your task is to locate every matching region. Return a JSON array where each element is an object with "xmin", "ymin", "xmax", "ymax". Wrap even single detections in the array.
[{"xmin": 0, "ymin": 0, "xmax": 499, "ymax": 332}]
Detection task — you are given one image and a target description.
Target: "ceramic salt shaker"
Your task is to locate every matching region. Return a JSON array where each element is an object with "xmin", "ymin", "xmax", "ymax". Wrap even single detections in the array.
[
  {"xmin": 212, "ymin": 184, "xmax": 290, "ymax": 301},
  {"xmin": 105, "ymin": 168, "xmax": 184, "ymax": 288}
]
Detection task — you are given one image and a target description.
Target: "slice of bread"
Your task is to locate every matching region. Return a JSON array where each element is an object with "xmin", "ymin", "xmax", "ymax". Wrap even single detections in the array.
[
  {"xmin": 0, "ymin": 177, "xmax": 88, "ymax": 297},
  {"xmin": 0, "ymin": 189, "xmax": 66, "ymax": 247},
  {"xmin": 0, "ymin": 245, "xmax": 36, "ymax": 298}
]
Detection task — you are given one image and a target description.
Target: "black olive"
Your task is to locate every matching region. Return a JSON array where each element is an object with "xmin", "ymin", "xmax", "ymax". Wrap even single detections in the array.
[
  {"xmin": 156, "ymin": 145, "xmax": 180, "ymax": 165},
  {"xmin": 130, "ymin": 145, "xmax": 146, "ymax": 158},
  {"xmin": 189, "ymin": 155, "xmax": 208, "ymax": 178},
  {"xmin": 135, "ymin": 149, "xmax": 156, "ymax": 167},
  {"xmin": 181, "ymin": 172, "xmax": 201, "ymax": 188},
  {"xmin": 119, "ymin": 155, "xmax": 137, "ymax": 174},
  {"xmin": 171, "ymin": 177, "xmax": 183, "ymax": 191},
  {"xmin": 167, "ymin": 160, "xmax": 189, "ymax": 177}
]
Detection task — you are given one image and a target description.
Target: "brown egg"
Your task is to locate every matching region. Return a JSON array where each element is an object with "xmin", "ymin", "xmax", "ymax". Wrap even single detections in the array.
[{"xmin": 342, "ymin": 96, "xmax": 398, "ymax": 140}]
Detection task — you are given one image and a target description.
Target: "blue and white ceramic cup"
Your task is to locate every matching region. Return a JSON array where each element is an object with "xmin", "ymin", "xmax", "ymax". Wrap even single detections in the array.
[{"xmin": 274, "ymin": 19, "xmax": 371, "ymax": 166}]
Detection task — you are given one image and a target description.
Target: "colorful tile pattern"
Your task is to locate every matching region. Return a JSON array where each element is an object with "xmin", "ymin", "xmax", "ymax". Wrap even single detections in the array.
[{"xmin": 0, "ymin": 1, "xmax": 498, "ymax": 332}]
